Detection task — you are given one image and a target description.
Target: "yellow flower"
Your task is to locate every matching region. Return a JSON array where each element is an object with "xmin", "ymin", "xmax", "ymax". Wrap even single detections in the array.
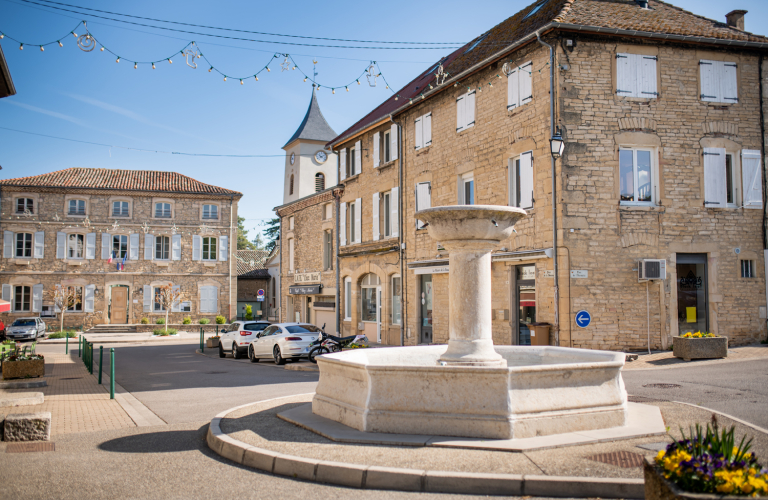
[
  {"xmin": 718, "ymin": 482, "xmax": 735, "ymax": 494},
  {"xmin": 656, "ymin": 450, "xmax": 666, "ymax": 462}
]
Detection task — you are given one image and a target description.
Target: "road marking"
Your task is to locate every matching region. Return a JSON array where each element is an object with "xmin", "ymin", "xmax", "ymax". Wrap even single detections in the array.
[{"xmin": 672, "ymin": 400, "xmax": 768, "ymax": 436}]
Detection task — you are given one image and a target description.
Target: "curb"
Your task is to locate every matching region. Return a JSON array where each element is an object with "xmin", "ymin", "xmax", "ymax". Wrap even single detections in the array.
[
  {"xmin": 0, "ymin": 380, "xmax": 47, "ymax": 389},
  {"xmin": 206, "ymin": 398, "xmax": 645, "ymax": 498}
]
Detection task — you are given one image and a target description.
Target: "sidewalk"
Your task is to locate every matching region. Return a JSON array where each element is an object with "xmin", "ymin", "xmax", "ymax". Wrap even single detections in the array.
[
  {"xmin": 623, "ymin": 342, "xmax": 768, "ymax": 370},
  {"xmin": 41, "ymin": 331, "xmax": 205, "ymax": 344}
]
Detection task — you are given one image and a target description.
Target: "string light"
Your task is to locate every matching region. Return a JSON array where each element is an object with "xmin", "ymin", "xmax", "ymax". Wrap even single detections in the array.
[
  {"xmin": 100, "ymin": 46, "xmax": 104, "ymax": 51},
  {"xmin": 19, "ymin": 44, "xmax": 23, "ymax": 50},
  {"xmin": 152, "ymin": 63, "xmax": 156, "ymax": 69},
  {"xmin": 39, "ymin": 45, "xmax": 44, "ymax": 51},
  {"xmin": 134, "ymin": 62, "xmax": 137, "ymax": 69},
  {"xmin": 303, "ymin": 77, "xmax": 307, "ymax": 82},
  {"xmin": 223, "ymin": 76, "xmax": 227, "ymax": 81},
  {"xmin": 345, "ymin": 86, "xmax": 348, "ymax": 92},
  {"xmin": 240, "ymin": 79, "xmax": 243, "ymax": 85},
  {"xmin": 58, "ymin": 40, "xmax": 63, "ymax": 47},
  {"xmin": 168, "ymin": 58, "xmax": 172, "ymax": 64},
  {"xmin": 254, "ymin": 75, "xmax": 258, "ymax": 81},
  {"xmin": 116, "ymin": 57, "xmax": 120, "ymax": 63},
  {"xmin": 332, "ymin": 88, "xmax": 335, "ymax": 94}
]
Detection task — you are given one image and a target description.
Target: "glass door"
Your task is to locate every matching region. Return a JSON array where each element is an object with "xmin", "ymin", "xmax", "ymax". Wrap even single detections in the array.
[
  {"xmin": 516, "ymin": 265, "xmax": 536, "ymax": 345},
  {"xmin": 419, "ymin": 274, "xmax": 433, "ymax": 344},
  {"xmin": 676, "ymin": 254, "xmax": 708, "ymax": 335}
]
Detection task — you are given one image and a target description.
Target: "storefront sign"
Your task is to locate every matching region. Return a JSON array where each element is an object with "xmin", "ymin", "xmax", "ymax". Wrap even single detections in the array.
[
  {"xmin": 413, "ymin": 266, "xmax": 449, "ymax": 275},
  {"xmin": 289, "ymin": 285, "xmax": 322, "ymax": 295},
  {"xmin": 520, "ymin": 266, "xmax": 536, "ymax": 280},
  {"xmin": 294, "ymin": 272, "xmax": 321, "ymax": 283}
]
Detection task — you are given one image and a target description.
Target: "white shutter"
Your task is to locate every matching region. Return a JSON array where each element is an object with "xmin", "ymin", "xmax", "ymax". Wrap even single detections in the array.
[
  {"xmin": 703, "ymin": 148, "xmax": 727, "ymax": 207},
  {"xmin": 83, "ymin": 284, "xmax": 95, "ymax": 313},
  {"xmin": 57, "ymin": 232, "xmax": 66, "ymax": 259},
  {"xmin": 171, "ymin": 285, "xmax": 181, "ymax": 312},
  {"xmin": 32, "ymin": 284, "xmax": 43, "ymax": 313},
  {"xmin": 85, "ymin": 233, "xmax": 96, "ymax": 260},
  {"xmin": 507, "ymin": 67, "xmax": 518, "ymax": 110},
  {"xmin": 354, "ymin": 141, "xmax": 362, "ymax": 175},
  {"xmin": 390, "ymin": 187, "xmax": 399, "ymax": 238},
  {"xmin": 390, "ymin": 124, "xmax": 398, "ymax": 161},
  {"xmin": 721, "ymin": 62, "xmax": 738, "ymax": 103},
  {"xmin": 742, "ymin": 150, "xmax": 763, "ymax": 209},
  {"xmin": 373, "ymin": 132, "xmax": 380, "ymax": 168},
  {"xmin": 616, "ymin": 53, "xmax": 635, "ymax": 97},
  {"xmin": 414, "ymin": 116, "xmax": 423, "ymax": 150},
  {"xmin": 423, "ymin": 113, "xmax": 432, "ymax": 147},
  {"xmin": 372, "ymin": 192, "xmax": 380, "ymax": 241},
  {"xmin": 210, "ymin": 287, "xmax": 218, "ymax": 313},
  {"xmin": 219, "ymin": 236, "xmax": 228, "ymax": 261},
  {"xmin": 416, "ymin": 182, "xmax": 431, "ymax": 229},
  {"xmin": 520, "ymin": 152, "xmax": 534, "ymax": 209},
  {"xmin": 699, "ymin": 60, "xmax": 718, "ymax": 102},
  {"xmin": 466, "ymin": 91, "xmax": 476, "ymax": 128},
  {"xmin": 3, "ymin": 231, "xmax": 13, "ymax": 259},
  {"xmin": 145, "ymin": 234, "xmax": 155, "ymax": 261},
  {"xmin": 101, "ymin": 233, "xmax": 111, "ymax": 260},
  {"xmin": 640, "ymin": 55, "xmax": 658, "ymax": 98},
  {"xmin": 354, "ymin": 198, "xmax": 362, "ymax": 244},
  {"xmin": 192, "ymin": 235, "xmax": 201, "ymax": 261},
  {"xmin": 172, "ymin": 234, "xmax": 181, "ymax": 261},
  {"xmin": 519, "ymin": 62, "xmax": 532, "ymax": 105},
  {"xmin": 2, "ymin": 284, "xmax": 11, "ymax": 302},
  {"xmin": 129, "ymin": 233, "xmax": 140, "ymax": 261},
  {"xmin": 34, "ymin": 231, "xmax": 44, "ymax": 259},
  {"xmin": 143, "ymin": 285, "xmax": 152, "ymax": 312},
  {"xmin": 456, "ymin": 94, "xmax": 465, "ymax": 132},
  {"xmin": 340, "ymin": 148, "xmax": 347, "ymax": 181},
  {"xmin": 340, "ymin": 202, "xmax": 347, "ymax": 246}
]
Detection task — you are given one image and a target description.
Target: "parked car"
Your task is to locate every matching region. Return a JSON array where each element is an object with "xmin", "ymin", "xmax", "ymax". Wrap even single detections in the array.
[
  {"xmin": 6, "ymin": 318, "xmax": 46, "ymax": 341},
  {"xmin": 218, "ymin": 320, "xmax": 271, "ymax": 359},
  {"xmin": 248, "ymin": 323, "xmax": 323, "ymax": 365},
  {"xmin": 0, "ymin": 319, "xmax": 5, "ymax": 341}
]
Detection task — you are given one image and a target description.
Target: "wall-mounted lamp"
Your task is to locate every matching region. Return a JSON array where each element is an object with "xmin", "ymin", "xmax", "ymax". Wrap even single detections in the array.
[{"xmin": 550, "ymin": 129, "xmax": 565, "ymax": 159}]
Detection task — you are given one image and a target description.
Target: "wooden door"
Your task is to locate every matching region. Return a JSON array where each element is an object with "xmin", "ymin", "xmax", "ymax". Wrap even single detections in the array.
[{"xmin": 111, "ymin": 287, "xmax": 128, "ymax": 324}]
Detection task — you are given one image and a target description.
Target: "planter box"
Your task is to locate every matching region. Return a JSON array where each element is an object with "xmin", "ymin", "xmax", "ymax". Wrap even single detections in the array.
[
  {"xmin": 673, "ymin": 336, "xmax": 727, "ymax": 361},
  {"xmin": 2, "ymin": 357, "xmax": 45, "ymax": 380},
  {"xmin": 645, "ymin": 457, "xmax": 743, "ymax": 500},
  {"xmin": 206, "ymin": 338, "xmax": 220, "ymax": 348}
]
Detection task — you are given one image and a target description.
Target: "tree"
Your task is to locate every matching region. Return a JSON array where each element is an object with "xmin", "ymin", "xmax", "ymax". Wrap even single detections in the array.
[
  {"xmin": 245, "ymin": 304, "xmax": 253, "ymax": 320},
  {"xmin": 237, "ymin": 216, "xmax": 257, "ymax": 251},
  {"xmin": 251, "ymin": 232, "xmax": 265, "ymax": 250},
  {"xmin": 261, "ymin": 217, "xmax": 280, "ymax": 253},
  {"xmin": 50, "ymin": 286, "xmax": 81, "ymax": 333},
  {"xmin": 154, "ymin": 284, "xmax": 185, "ymax": 332}
]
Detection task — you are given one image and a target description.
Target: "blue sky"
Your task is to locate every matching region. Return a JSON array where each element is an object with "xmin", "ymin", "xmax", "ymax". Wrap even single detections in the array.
[{"xmin": 1, "ymin": 0, "xmax": 766, "ymax": 240}]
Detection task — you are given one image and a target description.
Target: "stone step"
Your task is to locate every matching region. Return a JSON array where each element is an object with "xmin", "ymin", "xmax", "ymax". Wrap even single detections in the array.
[
  {"xmin": 2, "ymin": 412, "xmax": 51, "ymax": 441},
  {"xmin": 0, "ymin": 392, "xmax": 44, "ymax": 408},
  {"xmin": 0, "ymin": 380, "xmax": 47, "ymax": 390}
]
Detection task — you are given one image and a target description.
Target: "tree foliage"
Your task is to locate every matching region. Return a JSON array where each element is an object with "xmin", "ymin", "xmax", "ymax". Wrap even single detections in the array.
[{"xmin": 261, "ymin": 217, "xmax": 280, "ymax": 253}]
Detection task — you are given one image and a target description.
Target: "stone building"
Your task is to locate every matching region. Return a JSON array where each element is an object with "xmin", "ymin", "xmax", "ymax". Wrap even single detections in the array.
[
  {"xmin": 0, "ymin": 168, "xmax": 240, "ymax": 328},
  {"xmin": 236, "ymin": 249, "xmax": 270, "ymax": 320},
  {"xmin": 265, "ymin": 244, "xmax": 280, "ymax": 321},
  {"xmin": 0, "ymin": 42, "xmax": 15, "ymax": 99},
  {"xmin": 328, "ymin": 0, "xmax": 768, "ymax": 350}
]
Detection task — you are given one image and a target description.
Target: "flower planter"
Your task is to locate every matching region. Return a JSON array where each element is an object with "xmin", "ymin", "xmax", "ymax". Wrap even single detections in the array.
[
  {"xmin": 2, "ymin": 357, "xmax": 45, "ymax": 380},
  {"xmin": 206, "ymin": 338, "xmax": 220, "ymax": 348},
  {"xmin": 673, "ymin": 336, "xmax": 727, "ymax": 361},
  {"xmin": 644, "ymin": 458, "xmax": 744, "ymax": 500}
]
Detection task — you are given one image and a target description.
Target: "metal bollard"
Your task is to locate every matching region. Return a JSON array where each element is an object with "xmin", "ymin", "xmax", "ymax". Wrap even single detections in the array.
[
  {"xmin": 99, "ymin": 346, "xmax": 103, "ymax": 384},
  {"xmin": 201, "ymin": 327, "xmax": 204, "ymax": 353},
  {"xmin": 65, "ymin": 333, "xmax": 68, "ymax": 355},
  {"xmin": 79, "ymin": 335, "xmax": 82, "ymax": 358},
  {"xmin": 89, "ymin": 343, "xmax": 93, "ymax": 374},
  {"xmin": 109, "ymin": 348, "xmax": 115, "ymax": 399}
]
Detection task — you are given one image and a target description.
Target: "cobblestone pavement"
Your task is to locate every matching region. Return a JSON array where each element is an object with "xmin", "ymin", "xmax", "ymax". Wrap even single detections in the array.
[{"xmin": 623, "ymin": 343, "xmax": 768, "ymax": 370}]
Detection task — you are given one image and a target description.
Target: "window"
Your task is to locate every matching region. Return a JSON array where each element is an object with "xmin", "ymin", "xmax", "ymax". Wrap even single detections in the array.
[
  {"xmin": 154, "ymin": 202, "xmax": 171, "ymax": 218},
  {"xmin": 523, "ymin": 0, "xmax": 549, "ymax": 19},
  {"xmin": 67, "ymin": 234, "xmax": 84, "ymax": 259},
  {"xmin": 391, "ymin": 275, "xmax": 401, "ymax": 325},
  {"xmin": 383, "ymin": 131, "xmax": 391, "ymax": 163},
  {"xmin": 344, "ymin": 277, "xmax": 352, "ymax": 320},
  {"xmin": 464, "ymin": 32, "xmax": 488, "ymax": 54},
  {"xmin": 509, "ymin": 152, "xmax": 534, "ymax": 209},
  {"xmin": 289, "ymin": 174, "xmax": 294, "ymax": 195},
  {"xmin": 325, "ymin": 203, "xmax": 333, "ymax": 220},
  {"xmin": 112, "ymin": 201, "xmax": 129, "ymax": 217},
  {"xmin": 360, "ymin": 273, "xmax": 380, "ymax": 323},
  {"xmin": 741, "ymin": 260, "xmax": 755, "ymax": 278},
  {"xmin": 415, "ymin": 113, "xmax": 432, "ymax": 150},
  {"xmin": 383, "ymin": 192, "xmax": 391, "ymax": 237},
  {"xmin": 153, "ymin": 287, "xmax": 165, "ymax": 312},
  {"xmin": 16, "ymin": 198, "xmax": 33, "ymax": 214},
  {"xmin": 15, "ymin": 233, "xmax": 32, "ymax": 258},
  {"xmin": 288, "ymin": 237, "xmax": 294, "ymax": 272},
  {"xmin": 289, "ymin": 216, "xmax": 294, "ymax": 230},
  {"xmin": 619, "ymin": 148, "xmax": 654, "ymax": 205},
  {"xmin": 65, "ymin": 286, "xmax": 83, "ymax": 312},
  {"xmin": 112, "ymin": 235, "xmax": 128, "ymax": 259},
  {"xmin": 202, "ymin": 237, "xmax": 217, "ymax": 261},
  {"xmin": 202, "ymin": 204, "xmax": 218, "ymax": 220},
  {"xmin": 459, "ymin": 173, "xmax": 475, "ymax": 205},
  {"xmin": 456, "ymin": 91, "xmax": 476, "ymax": 132},
  {"xmin": 704, "ymin": 148, "xmax": 740, "ymax": 208},
  {"xmin": 416, "ymin": 182, "xmax": 431, "ymax": 229},
  {"xmin": 68, "ymin": 199, "xmax": 86, "ymax": 215},
  {"xmin": 315, "ymin": 173, "xmax": 325, "ymax": 192},
  {"xmin": 507, "ymin": 62, "xmax": 532, "ymax": 110},
  {"xmin": 616, "ymin": 53, "xmax": 658, "ymax": 99},
  {"xmin": 323, "ymin": 230, "xmax": 333, "ymax": 271},
  {"xmin": 13, "ymin": 286, "xmax": 31, "ymax": 312},
  {"xmin": 155, "ymin": 235, "xmax": 170, "ymax": 260},
  {"xmin": 700, "ymin": 60, "xmax": 738, "ymax": 103},
  {"xmin": 350, "ymin": 146, "xmax": 357, "ymax": 174},
  {"xmin": 726, "ymin": 154, "xmax": 736, "ymax": 206}
]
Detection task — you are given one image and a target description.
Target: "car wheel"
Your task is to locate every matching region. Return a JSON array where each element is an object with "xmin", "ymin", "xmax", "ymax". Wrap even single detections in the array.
[
  {"xmin": 273, "ymin": 346, "xmax": 285, "ymax": 365},
  {"xmin": 249, "ymin": 345, "xmax": 259, "ymax": 363},
  {"xmin": 218, "ymin": 343, "xmax": 225, "ymax": 358},
  {"xmin": 232, "ymin": 344, "xmax": 240, "ymax": 359}
]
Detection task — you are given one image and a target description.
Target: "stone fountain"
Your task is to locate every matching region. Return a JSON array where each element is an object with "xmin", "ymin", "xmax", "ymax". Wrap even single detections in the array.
[{"xmin": 312, "ymin": 205, "xmax": 628, "ymax": 440}]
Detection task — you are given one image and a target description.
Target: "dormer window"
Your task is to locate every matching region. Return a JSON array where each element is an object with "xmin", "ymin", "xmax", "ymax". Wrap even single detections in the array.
[
  {"xmin": 68, "ymin": 199, "xmax": 86, "ymax": 216},
  {"xmin": 16, "ymin": 198, "xmax": 33, "ymax": 214},
  {"xmin": 155, "ymin": 202, "xmax": 171, "ymax": 218}
]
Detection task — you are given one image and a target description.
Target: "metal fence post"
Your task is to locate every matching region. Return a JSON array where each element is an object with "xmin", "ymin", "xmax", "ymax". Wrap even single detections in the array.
[
  {"xmin": 89, "ymin": 343, "xmax": 93, "ymax": 374},
  {"xmin": 98, "ymin": 345, "xmax": 103, "ymax": 384},
  {"xmin": 65, "ymin": 334, "xmax": 68, "ymax": 355},
  {"xmin": 201, "ymin": 327, "xmax": 204, "ymax": 353},
  {"xmin": 109, "ymin": 348, "xmax": 115, "ymax": 399},
  {"xmin": 78, "ymin": 335, "xmax": 82, "ymax": 358}
]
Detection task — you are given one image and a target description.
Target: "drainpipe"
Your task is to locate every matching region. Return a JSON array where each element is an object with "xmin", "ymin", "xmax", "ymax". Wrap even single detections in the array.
[
  {"xmin": 390, "ymin": 115, "xmax": 405, "ymax": 346},
  {"xmin": 335, "ymin": 187, "xmax": 341, "ymax": 335},
  {"xmin": 536, "ymin": 31, "xmax": 560, "ymax": 345}
]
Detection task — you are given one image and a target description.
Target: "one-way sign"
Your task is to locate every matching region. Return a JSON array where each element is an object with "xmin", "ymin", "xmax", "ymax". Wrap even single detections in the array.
[{"xmin": 575, "ymin": 310, "xmax": 591, "ymax": 328}]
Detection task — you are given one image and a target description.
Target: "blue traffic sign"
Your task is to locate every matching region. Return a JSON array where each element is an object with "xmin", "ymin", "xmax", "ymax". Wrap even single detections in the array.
[{"xmin": 575, "ymin": 310, "xmax": 591, "ymax": 328}]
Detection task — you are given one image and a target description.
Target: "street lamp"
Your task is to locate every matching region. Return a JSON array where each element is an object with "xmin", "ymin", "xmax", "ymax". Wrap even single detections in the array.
[{"xmin": 550, "ymin": 130, "xmax": 565, "ymax": 159}]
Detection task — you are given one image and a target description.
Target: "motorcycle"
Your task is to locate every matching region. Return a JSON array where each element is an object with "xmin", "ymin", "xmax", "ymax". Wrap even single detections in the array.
[{"xmin": 308, "ymin": 324, "xmax": 368, "ymax": 363}]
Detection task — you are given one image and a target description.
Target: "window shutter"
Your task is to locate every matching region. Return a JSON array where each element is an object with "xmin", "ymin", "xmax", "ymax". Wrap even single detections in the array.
[
  {"xmin": 32, "ymin": 284, "xmax": 43, "ymax": 313},
  {"xmin": 210, "ymin": 287, "xmax": 218, "ymax": 313},
  {"xmin": 520, "ymin": 152, "xmax": 534, "ymax": 209},
  {"xmin": 457, "ymin": 176, "xmax": 464, "ymax": 205},
  {"xmin": 354, "ymin": 198, "xmax": 362, "ymax": 244},
  {"xmin": 130, "ymin": 233, "xmax": 140, "ymax": 261},
  {"xmin": 33, "ymin": 231, "xmax": 44, "ymax": 259},
  {"xmin": 3, "ymin": 231, "xmax": 13, "ymax": 259},
  {"xmin": 171, "ymin": 285, "xmax": 181, "ymax": 312},
  {"xmin": 372, "ymin": 192, "xmax": 380, "ymax": 241},
  {"xmin": 373, "ymin": 132, "xmax": 380, "ymax": 168},
  {"xmin": 101, "ymin": 233, "xmax": 111, "ymax": 260},
  {"xmin": 423, "ymin": 113, "xmax": 432, "ymax": 146},
  {"xmin": 340, "ymin": 202, "xmax": 347, "ymax": 246},
  {"xmin": 466, "ymin": 91, "xmax": 476, "ymax": 127},
  {"xmin": 703, "ymin": 147, "xmax": 727, "ymax": 207},
  {"xmin": 86, "ymin": 233, "xmax": 96, "ymax": 260},
  {"xmin": 172, "ymin": 234, "xmax": 181, "ymax": 261},
  {"xmin": 53, "ymin": 284, "xmax": 61, "ymax": 312},
  {"xmin": 289, "ymin": 238, "xmax": 294, "ymax": 272},
  {"xmin": 199, "ymin": 286, "xmax": 207, "ymax": 313},
  {"xmin": 354, "ymin": 141, "xmax": 362, "ymax": 175},
  {"xmin": 507, "ymin": 67, "xmax": 518, "ymax": 110},
  {"xmin": 742, "ymin": 149, "xmax": 763, "ymax": 209},
  {"xmin": 456, "ymin": 94, "xmax": 465, "ymax": 132},
  {"xmin": 84, "ymin": 284, "xmax": 95, "ymax": 313},
  {"xmin": 2, "ymin": 284, "xmax": 11, "ymax": 302},
  {"xmin": 219, "ymin": 235, "xmax": 228, "ymax": 261},
  {"xmin": 390, "ymin": 124, "xmax": 398, "ymax": 161},
  {"xmin": 699, "ymin": 60, "xmax": 718, "ymax": 101},
  {"xmin": 57, "ymin": 232, "xmax": 66, "ymax": 259},
  {"xmin": 416, "ymin": 182, "xmax": 431, "ymax": 229},
  {"xmin": 414, "ymin": 116, "xmax": 423, "ymax": 150},
  {"xmin": 340, "ymin": 148, "xmax": 347, "ymax": 181},
  {"xmin": 519, "ymin": 62, "xmax": 532, "ymax": 105},
  {"xmin": 143, "ymin": 285, "xmax": 152, "ymax": 312},
  {"xmin": 721, "ymin": 63, "xmax": 738, "ymax": 103},
  {"xmin": 390, "ymin": 187, "xmax": 399, "ymax": 238},
  {"xmin": 616, "ymin": 53, "xmax": 634, "ymax": 97},
  {"xmin": 145, "ymin": 234, "xmax": 155, "ymax": 261},
  {"xmin": 640, "ymin": 55, "xmax": 658, "ymax": 97}
]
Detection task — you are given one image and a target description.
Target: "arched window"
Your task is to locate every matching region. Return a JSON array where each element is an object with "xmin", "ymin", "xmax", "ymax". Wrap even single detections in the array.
[
  {"xmin": 315, "ymin": 172, "xmax": 325, "ymax": 192},
  {"xmin": 289, "ymin": 174, "xmax": 294, "ymax": 195}
]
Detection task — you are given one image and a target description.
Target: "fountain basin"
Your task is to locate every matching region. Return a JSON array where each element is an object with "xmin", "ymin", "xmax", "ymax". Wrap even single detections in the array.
[{"xmin": 312, "ymin": 345, "xmax": 628, "ymax": 440}]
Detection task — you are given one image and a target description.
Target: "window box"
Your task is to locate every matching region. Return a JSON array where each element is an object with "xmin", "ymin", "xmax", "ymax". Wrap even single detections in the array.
[
  {"xmin": 672, "ymin": 335, "xmax": 727, "ymax": 362},
  {"xmin": 2, "ymin": 356, "xmax": 45, "ymax": 380}
]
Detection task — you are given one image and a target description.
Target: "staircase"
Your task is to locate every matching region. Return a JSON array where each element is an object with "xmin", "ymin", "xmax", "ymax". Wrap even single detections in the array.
[{"xmin": 85, "ymin": 324, "xmax": 138, "ymax": 334}]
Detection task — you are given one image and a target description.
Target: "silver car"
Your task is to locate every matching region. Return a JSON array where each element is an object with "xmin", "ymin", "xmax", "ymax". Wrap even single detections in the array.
[{"xmin": 7, "ymin": 317, "xmax": 46, "ymax": 340}]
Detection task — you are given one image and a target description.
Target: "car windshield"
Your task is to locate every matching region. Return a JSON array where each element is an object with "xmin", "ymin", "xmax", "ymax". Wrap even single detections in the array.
[
  {"xmin": 244, "ymin": 323, "xmax": 270, "ymax": 332},
  {"xmin": 285, "ymin": 325, "xmax": 321, "ymax": 334},
  {"xmin": 12, "ymin": 320, "xmax": 36, "ymax": 327}
]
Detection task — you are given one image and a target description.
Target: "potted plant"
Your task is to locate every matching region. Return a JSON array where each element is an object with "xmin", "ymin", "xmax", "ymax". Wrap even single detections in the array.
[
  {"xmin": 2, "ymin": 353, "xmax": 45, "ymax": 380},
  {"xmin": 673, "ymin": 331, "xmax": 728, "ymax": 361},
  {"xmin": 206, "ymin": 335, "xmax": 220, "ymax": 348},
  {"xmin": 646, "ymin": 417, "xmax": 768, "ymax": 499}
]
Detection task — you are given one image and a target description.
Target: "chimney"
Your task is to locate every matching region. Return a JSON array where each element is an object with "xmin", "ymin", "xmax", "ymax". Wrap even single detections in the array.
[{"xmin": 725, "ymin": 10, "xmax": 747, "ymax": 31}]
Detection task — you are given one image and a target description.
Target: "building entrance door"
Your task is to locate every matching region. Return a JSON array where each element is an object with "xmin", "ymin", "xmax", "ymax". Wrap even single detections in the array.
[
  {"xmin": 514, "ymin": 265, "xmax": 536, "ymax": 345},
  {"xmin": 111, "ymin": 287, "xmax": 128, "ymax": 324},
  {"xmin": 419, "ymin": 274, "xmax": 433, "ymax": 344},
  {"xmin": 676, "ymin": 253, "xmax": 708, "ymax": 335}
]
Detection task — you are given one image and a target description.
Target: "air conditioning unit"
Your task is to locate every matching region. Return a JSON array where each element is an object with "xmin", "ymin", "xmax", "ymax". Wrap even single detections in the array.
[{"xmin": 639, "ymin": 259, "xmax": 666, "ymax": 281}]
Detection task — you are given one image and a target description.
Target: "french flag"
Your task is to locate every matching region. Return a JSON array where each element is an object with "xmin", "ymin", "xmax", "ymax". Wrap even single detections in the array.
[{"xmin": 108, "ymin": 251, "xmax": 114, "ymax": 264}]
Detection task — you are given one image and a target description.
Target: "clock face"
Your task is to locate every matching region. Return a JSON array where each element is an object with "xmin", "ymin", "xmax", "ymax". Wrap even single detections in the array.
[
  {"xmin": 290, "ymin": 153, "xmax": 295, "ymax": 165},
  {"xmin": 315, "ymin": 150, "xmax": 328, "ymax": 163}
]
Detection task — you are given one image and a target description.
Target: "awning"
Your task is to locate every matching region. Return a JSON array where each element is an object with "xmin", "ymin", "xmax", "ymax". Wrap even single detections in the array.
[
  {"xmin": 0, "ymin": 300, "xmax": 9, "ymax": 313},
  {"xmin": 289, "ymin": 285, "xmax": 322, "ymax": 295}
]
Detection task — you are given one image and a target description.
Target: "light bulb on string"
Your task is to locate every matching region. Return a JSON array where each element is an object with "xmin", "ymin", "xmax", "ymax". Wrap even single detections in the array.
[
  {"xmin": 292, "ymin": 66, "xmax": 296, "ymax": 70},
  {"xmin": 208, "ymin": 67, "xmax": 212, "ymax": 72},
  {"xmin": 19, "ymin": 44, "xmax": 23, "ymax": 50},
  {"xmin": 39, "ymin": 45, "xmax": 44, "ymax": 51},
  {"xmin": 266, "ymin": 67, "xmax": 271, "ymax": 72},
  {"xmin": 332, "ymin": 89, "xmax": 335, "ymax": 94},
  {"xmin": 386, "ymin": 85, "xmax": 389, "ymax": 89},
  {"xmin": 240, "ymin": 79, "xmax": 243, "ymax": 85},
  {"xmin": 134, "ymin": 63, "xmax": 138, "ymax": 69},
  {"xmin": 303, "ymin": 77, "xmax": 307, "ymax": 82},
  {"xmin": 223, "ymin": 76, "xmax": 227, "ymax": 81},
  {"xmin": 395, "ymin": 96, "xmax": 398, "ymax": 101},
  {"xmin": 345, "ymin": 87, "xmax": 349, "ymax": 92},
  {"xmin": 168, "ymin": 58, "xmax": 172, "ymax": 64},
  {"xmin": 356, "ymin": 80, "xmax": 360, "ymax": 85},
  {"xmin": 116, "ymin": 57, "xmax": 120, "ymax": 63},
  {"xmin": 100, "ymin": 47, "xmax": 104, "ymax": 51},
  {"xmin": 72, "ymin": 32, "xmax": 77, "ymax": 37},
  {"xmin": 58, "ymin": 41, "xmax": 63, "ymax": 47},
  {"xmin": 254, "ymin": 75, "xmax": 258, "ymax": 81},
  {"xmin": 0, "ymin": 34, "xmax": 4, "ymax": 39}
]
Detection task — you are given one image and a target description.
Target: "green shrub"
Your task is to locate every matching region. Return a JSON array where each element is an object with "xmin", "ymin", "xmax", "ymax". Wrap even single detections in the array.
[
  {"xmin": 140, "ymin": 318, "xmax": 149, "ymax": 325},
  {"xmin": 156, "ymin": 318, "xmax": 166, "ymax": 325},
  {"xmin": 48, "ymin": 331, "xmax": 77, "ymax": 339},
  {"xmin": 199, "ymin": 318, "xmax": 210, "ymax": 325},
  {"xmin": 245, "ymin": 305, "xmax": 253, "ymax": 320},
  {"xmin": 215, "ymin": 315, "xmax": 226, "ymax": 324},
  {"xmin": 153, "ymin": 328, "xmax": 178, "ymax": 336},
  {"xmin": 182, "ymin": 317, "xmax": 192, "ymax": 325}
]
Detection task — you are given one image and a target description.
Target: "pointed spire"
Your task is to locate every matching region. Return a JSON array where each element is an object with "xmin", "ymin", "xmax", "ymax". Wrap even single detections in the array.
[{"xmin": 283, "ymin": 86, "xmax": 337, "ymax": 149}]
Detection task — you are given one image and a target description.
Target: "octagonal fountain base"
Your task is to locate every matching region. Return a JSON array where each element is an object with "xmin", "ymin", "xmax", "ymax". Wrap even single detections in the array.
[{"xmin": 312, "ymin": 345, "xmax": 628, "ymax": 440}]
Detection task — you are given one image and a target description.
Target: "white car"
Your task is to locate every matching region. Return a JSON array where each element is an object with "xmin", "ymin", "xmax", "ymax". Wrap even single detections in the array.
[
  {"xmin": 218, "ymin": 320, "xmax": 271, "ymax": 359},
  {"xmin": 7, "ymin": 318, "xmax": 46, "ymax": 340},
  {"xmin": 248, "ymin": 323, "xmax": 323, "ymax": 365}
]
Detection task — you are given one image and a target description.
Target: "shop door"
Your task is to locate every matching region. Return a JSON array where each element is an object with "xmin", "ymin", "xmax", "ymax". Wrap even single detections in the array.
[
  {"xmin": 676, "ymin": 254, "xmax": 708, "ymax": 335},
  {"xmin": 111, "ymin": 287, "xmax": 128, "ymax": 324},
  {"xmin": 306, "ymin": 297, "xmax": 312, "ymax": 325},
  {"xmin": 419, "ymin": 274, "xmax": 433, "ymax": 344},
  {"xmin": 515, "ymin": 265, "xmax": 536, "ymax": 345}
]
